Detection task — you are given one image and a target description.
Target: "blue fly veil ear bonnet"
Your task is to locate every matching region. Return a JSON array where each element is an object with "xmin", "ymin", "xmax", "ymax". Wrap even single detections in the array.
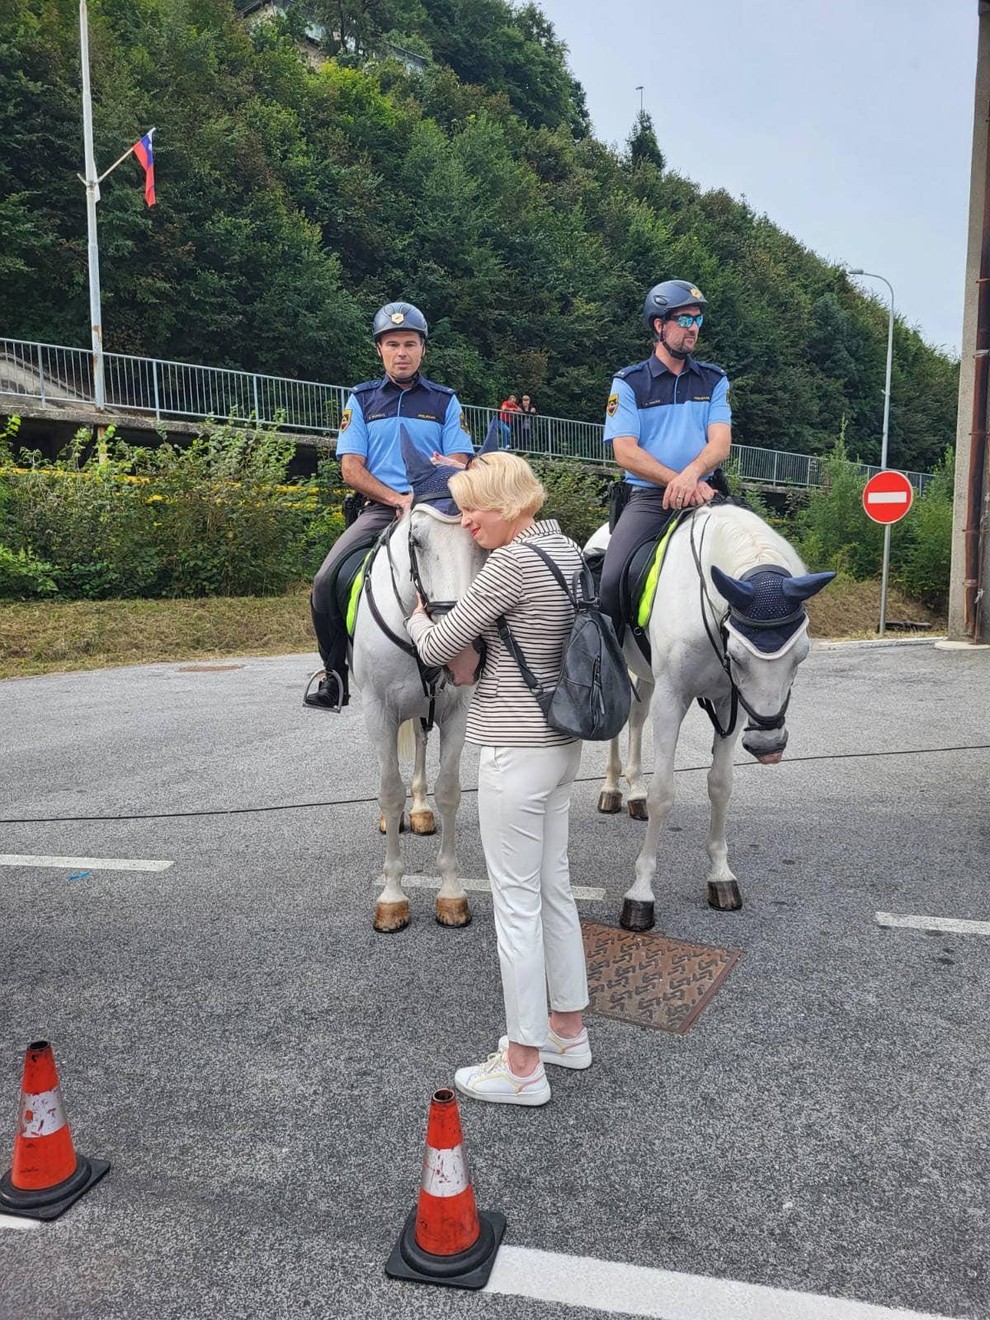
[
  {"xmin": 400, "ymin": 426, "xmax": 462, "ymax": 517},
  {"xmin": 711, "ymin": 565, "xmax": 835, "ymax": 657}
]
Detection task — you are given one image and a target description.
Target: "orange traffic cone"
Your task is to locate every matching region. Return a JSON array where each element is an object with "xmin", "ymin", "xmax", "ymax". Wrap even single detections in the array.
[
  {"xmin": 386, "ymin": 1087, "xmax": 505, "ymax": 1289},
  {"xmin": 0, "ymin": 1040, "xmax": 109, "ymax": 1221}
]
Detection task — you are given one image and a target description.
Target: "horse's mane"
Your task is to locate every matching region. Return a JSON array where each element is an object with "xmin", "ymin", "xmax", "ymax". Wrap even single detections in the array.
[{"xmin": 702, "ymin": 503, "xmax": 805, "ymax": 576}]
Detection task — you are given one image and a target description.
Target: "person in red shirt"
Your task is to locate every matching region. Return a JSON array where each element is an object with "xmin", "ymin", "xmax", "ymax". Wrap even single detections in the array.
[{"xmin": 498, "ymin": 394, "xmax": 521, "ymax": 448}]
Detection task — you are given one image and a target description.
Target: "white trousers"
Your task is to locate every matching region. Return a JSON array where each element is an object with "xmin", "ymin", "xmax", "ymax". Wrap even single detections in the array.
[{"xmin": 477, "ymin": 742, "xmax": 589, "ymax": 1046}]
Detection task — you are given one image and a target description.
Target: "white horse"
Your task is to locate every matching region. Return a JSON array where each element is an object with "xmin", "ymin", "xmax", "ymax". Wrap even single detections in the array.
[
  {"xmin": 589, "ymin": 503, "xmax": 833, "ymax": 931},
  {"xmin": 350, "ymin": 441, "xmax": 487, "ymax": 933}
]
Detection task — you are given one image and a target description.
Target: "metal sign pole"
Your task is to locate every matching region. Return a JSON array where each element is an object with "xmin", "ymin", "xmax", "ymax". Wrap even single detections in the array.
[
  {"xmin": 851, "ymin": 269, "xmax": 895, "ymax": 635},
  {"xmin": 879, "ymin": 523, "xmax": 892, "ymax": 638},
  {"xmin": 79, "ymin": 0, "xmax": 105, "ymax": 407}
]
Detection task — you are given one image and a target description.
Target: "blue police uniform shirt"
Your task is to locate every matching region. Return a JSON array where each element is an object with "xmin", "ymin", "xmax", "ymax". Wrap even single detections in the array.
[
  {"xmin": 336, "ymin": 374, "xmax": 474, "ymax": 492},
  {"xmin": 603, "ymin": 355, "xmax": 731, "ymax": 488}
]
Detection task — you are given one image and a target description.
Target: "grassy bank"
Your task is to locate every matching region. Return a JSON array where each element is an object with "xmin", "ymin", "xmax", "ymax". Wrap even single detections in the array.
[{"xmin": 0, "ymin": 577, "xmax": 945, "ymax": 681}]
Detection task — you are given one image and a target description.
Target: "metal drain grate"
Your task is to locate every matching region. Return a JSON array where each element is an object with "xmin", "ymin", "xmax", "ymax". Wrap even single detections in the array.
[{"xmin": 581, "ymin": 921, "xmax": 742, "ymax": 1035}]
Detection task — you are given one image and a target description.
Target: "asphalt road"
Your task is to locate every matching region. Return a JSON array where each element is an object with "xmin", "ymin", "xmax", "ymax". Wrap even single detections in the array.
[{"xmin": 0, "ymin": 638, "xmax": 988, "ymax": 1320}]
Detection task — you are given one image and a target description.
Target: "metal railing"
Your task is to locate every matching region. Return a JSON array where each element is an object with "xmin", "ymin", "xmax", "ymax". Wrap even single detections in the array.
[{"xmin": 0, "ymin": 336, "xmax": 933, "ymax": 493}]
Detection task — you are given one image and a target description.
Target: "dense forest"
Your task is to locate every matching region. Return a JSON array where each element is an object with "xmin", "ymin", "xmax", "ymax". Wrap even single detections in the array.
[{"xmin": 0, "ymin": 0, "xmax": 959, "ymax": 471}]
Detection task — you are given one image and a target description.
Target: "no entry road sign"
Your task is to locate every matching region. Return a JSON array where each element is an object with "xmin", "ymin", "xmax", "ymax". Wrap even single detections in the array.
[{"xmin": 862, "ymin": 469, "xmax": 914, "ymax": 525}]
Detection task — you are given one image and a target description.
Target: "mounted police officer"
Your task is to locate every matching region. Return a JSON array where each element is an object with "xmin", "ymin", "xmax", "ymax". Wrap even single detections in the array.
[
  {"xmin": 304, "ymin": 301, "xmax": 474, "ymax": 710},
  {"xmin": 600, "ymin": 279, "xmax": 733, "ymax": 639}
]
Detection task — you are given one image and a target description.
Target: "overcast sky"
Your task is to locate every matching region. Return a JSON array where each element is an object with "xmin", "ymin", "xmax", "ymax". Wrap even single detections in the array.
[{"xmin": 537, "ymin": 0, "xmax": 977, "ymax": 356}]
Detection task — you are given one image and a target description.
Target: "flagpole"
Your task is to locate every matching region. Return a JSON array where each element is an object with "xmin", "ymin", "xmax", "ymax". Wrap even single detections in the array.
[{"xmin": 79, "ymin": 0, "xmax": 105, "ymax": 407}]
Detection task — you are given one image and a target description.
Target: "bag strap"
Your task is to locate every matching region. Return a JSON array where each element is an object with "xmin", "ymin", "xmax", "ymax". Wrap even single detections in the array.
[
  {"xmin": 517, "ymin": 540, "xmax": 575, "ymax": 602},
  {"xmin": 496, "ymin": 614, "xmax": 546, "ymax": 700},
  {"xmin": 495, "ymin": 538, "xmax": 581, "ymax": 701}
]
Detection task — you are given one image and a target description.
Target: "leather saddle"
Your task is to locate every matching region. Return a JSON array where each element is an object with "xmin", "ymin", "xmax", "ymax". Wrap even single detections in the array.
[{"xmin": 332, "ymin": 534, "xmax": 380, "ymax": 637}]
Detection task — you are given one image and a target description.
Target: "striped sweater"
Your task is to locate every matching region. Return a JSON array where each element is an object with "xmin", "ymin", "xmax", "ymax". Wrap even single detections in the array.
[{"xmin": 405, "ymin": 519, "xmax": 584, "ymax": 746}]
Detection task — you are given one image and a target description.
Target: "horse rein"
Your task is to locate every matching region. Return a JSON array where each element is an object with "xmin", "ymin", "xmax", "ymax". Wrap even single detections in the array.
[
  {"xmin": 361, "ymin": 507, "xmax": 468, "ymax": 732},
  {"xmin": 688, "ymin": 514, "xmax": 796, "ymax": 740}
]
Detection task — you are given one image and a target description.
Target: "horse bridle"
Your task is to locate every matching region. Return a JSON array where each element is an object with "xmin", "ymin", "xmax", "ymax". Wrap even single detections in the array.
[
  {"xmin": 361, "ymin": 501, "xmax": 473, "ymax": 731},
  {"xmin": 689, "ymin": 515, "xmax": 799, "ymax": 740}
]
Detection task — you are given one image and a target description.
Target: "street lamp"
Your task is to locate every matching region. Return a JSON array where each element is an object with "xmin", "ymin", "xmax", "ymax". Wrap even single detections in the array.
[
  {"xmin": 80, "ymin": 0, "xmax": 105, "ymax": 407},
  {"xmin": 850, "ymin": 268, "xmax": 895, "ymax": 635}
]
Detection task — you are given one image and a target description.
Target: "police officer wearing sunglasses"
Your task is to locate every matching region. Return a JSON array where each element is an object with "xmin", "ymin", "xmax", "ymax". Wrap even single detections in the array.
[{"xmin": 599, "ymin": 279, "xmax": 732, "ymax": 638}]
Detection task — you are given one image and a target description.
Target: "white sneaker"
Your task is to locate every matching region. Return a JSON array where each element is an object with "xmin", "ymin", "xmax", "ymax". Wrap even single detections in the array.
[
  {"xmin": 454, "ymin": 1048, "xmax": 551, "ymax": 1107},
  {"xmin": 497, "ymin": 1026, "xmax": 592, "ymax": 1070}
]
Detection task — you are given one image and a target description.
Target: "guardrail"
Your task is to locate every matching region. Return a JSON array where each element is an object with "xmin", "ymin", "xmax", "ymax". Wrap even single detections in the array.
[{"xmin": 0, "ymin": 336, "xmax": 932, "ymax": 493}]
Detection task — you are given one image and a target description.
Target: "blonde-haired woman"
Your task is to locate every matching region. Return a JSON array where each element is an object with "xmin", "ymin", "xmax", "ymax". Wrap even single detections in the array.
[{"xmin": 405, "ymin": 451, "xmax": 592, "ymax": 1107}]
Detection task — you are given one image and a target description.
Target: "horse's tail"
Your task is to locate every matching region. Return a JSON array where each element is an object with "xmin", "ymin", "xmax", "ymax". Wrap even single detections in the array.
[{"xmin": 397, "ymin": 718, "xmax": 418, "ymax": 763}]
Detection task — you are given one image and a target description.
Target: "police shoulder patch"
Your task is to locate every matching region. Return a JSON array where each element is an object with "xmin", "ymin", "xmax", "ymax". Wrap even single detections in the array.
[
  {"xmin": 606, "ymin": 393, "xmax": 619, "ymax": 418},
  {"xmin": 339, "ymin": 408, "xmax": 352, "ymax": 433}
]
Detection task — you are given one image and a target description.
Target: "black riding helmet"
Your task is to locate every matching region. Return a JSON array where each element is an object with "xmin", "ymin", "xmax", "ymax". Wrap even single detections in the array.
[
  {"xmin": 373, "ymin": 301, "xmax": 429, "ymax": 341},
  {"xmin": 642, "ymin": 280, "xmax": 708, "ymax": 333}
]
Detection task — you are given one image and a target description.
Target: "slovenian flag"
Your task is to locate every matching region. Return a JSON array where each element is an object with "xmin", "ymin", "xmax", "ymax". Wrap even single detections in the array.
[{"xmin": 133, "ymin": 131, "xmax": 156, "ymax": 207}]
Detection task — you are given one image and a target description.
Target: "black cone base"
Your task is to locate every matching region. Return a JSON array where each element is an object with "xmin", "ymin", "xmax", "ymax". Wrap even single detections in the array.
[
  {"xmin": 385, "ymin": 1208, "xmax": 506, "ymax": 1289},
  {"xmin": 0, "ymin": 1154, "xmax": 110, "ymax": 1222}
]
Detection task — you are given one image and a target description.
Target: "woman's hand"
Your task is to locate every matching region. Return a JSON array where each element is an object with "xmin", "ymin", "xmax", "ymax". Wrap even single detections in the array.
[{"xmin": 413, "ymin": 592, "xmax": 428, "ymax": 616}]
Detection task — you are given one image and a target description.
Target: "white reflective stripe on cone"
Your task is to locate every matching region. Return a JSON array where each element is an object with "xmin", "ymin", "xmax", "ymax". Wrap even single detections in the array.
[
  {"xmin": 421, "ymin": 1143, "xmax": 470, "ymax": 1197},
  {"xmin": 19, "ymin": 1086, "xmax": 68, "ymax": 1138}
]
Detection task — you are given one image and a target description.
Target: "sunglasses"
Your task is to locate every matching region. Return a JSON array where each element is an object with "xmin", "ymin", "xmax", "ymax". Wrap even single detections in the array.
[{"xmin": 668, "ymin": 313, "xmax": 704, "ymax": 328}]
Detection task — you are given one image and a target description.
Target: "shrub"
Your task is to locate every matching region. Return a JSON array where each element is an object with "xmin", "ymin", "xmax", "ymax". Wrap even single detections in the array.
[
  {"xmin": 0, "ymin": 544, "xmax": 57, "ymax": 599},
  {"xmin": 3, "ymin": 429, "xmax": 161, "ymax": 599},
  {"xmin": 795, "ymin": 428, "xmax": 884, "ymax": 577},
  {"xmin": 896, "ymin": 449, "xmax": 954, "ymax": 610},
  {"xmin": 529, "ymin": 457, "xmax": 608, "ymax": 546},
  {"xmin": 1, "ymin": 421, "xmax": 321, "ymax": 599}
]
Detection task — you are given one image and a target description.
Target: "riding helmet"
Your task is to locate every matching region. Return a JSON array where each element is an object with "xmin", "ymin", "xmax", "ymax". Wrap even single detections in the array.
[
  {"xmin": 372, "ymin": 301, "xmax": 429, "ymax": 341},
  {"xmin": 642, "ymin": 280, "xmax": 708, "ymax": 331}
]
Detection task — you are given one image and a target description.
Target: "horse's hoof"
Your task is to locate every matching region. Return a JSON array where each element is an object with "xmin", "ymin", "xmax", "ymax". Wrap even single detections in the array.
[
  {"xmin": 597, "ymin": 790, "xmax": 623, "ymax": 814},
  {"xmin": 374, "ymin": 900, "xmax": 410, "ymax": 933},
  {"xmin": 435, "ymin": 896, "xmax": 471, "ymax": 928},
  {"xmin": 627, "ymin": 798, "xmax": 649, "ymax": 821},
  {"xmin": 707, "ymin": 880, "xmax": 742, "ymax": 911},
  {"xmin": 409, "ymin": 809, "xmax": 436, "ymax": 836},
  {"xmin": 620, "ymin": 898, "xmax": 655, "ymax": 931},
  {"xmin": 379, "ymin": 813, "xmax": 407, "ymax": 835}
]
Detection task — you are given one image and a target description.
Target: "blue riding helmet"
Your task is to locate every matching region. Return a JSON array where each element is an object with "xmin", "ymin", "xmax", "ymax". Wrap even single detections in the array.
[
  {"xmin": 373, "ymin": 302, "xmax": 429, "ymax": 342},
  {"xmin": 642, "ymin": 280, "xmax": 708, "ymax": 332}
]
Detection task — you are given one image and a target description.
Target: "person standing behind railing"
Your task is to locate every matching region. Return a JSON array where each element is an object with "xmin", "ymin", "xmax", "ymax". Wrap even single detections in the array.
[
  {"xmin": 498, "ymin": 393, "xmax": 521, "ymax": 449},
  {"xmin": 519, "ymin": 394, "xmax": 538, "ymax": 451}
]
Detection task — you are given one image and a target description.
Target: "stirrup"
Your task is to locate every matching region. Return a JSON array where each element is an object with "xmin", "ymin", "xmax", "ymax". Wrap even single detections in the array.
[
  {"xmin": 302, "ymin": 667, "xmax": 345, "ymax": 713},
  {"xmin": 303, "ymin": 668, "xmax": 327, "ymax": 708}
]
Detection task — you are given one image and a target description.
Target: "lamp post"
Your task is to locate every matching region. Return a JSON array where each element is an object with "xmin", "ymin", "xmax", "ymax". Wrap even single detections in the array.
[
  {"xmin": 635, "ymin": 85, "xmax": 644, "ymax": 115},
  {"xmin": 79, "ymin": 0, "xmax": 105, "ymax": 407},
  {"xmin": 850, "ymin": 268, "xmax": 895, "ymax": 636}
]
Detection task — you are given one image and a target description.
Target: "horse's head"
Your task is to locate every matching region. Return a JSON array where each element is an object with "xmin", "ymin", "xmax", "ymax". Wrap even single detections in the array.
[
  {"xmin": 711, "ymin": 564, "xmax": 834, "ymax": 764},
  {"xmin": 400, "ymin": 427, "xmax": 487, "ymax": 614}
]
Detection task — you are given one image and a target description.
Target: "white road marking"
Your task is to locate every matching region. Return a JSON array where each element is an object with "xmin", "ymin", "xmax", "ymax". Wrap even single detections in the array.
[
  {"xmin": 385, "ymin": 874, "xmax": 605, "ymax": 901},
  {"xmin": 0, "ymin": 1214, "xmax": 40, "ymax": 1231},
  {"xmin": 485, "ymin": 1245, "xmax": 952, "ymax": 1319},
  {"xmin": 0, "ymin": 854, "xmax": 172, "ymax": 873},
  {"xmin": 865, "ymin": 491, "xmax": 909, "ymax": 505},
  {"xmin": 876, "ymin": 911, "xmax": 990, "ymax": 936}
]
